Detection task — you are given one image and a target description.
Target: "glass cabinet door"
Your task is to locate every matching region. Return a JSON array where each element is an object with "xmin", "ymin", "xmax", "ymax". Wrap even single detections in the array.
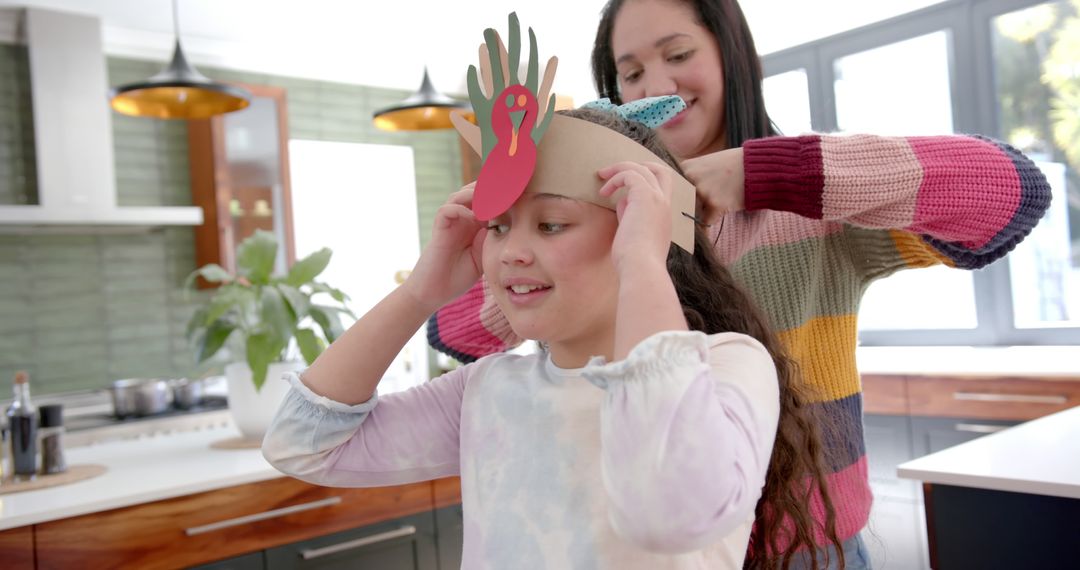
[{"xmin": 189, "ymin": 84, "xmax": 295, "ymax": 284}]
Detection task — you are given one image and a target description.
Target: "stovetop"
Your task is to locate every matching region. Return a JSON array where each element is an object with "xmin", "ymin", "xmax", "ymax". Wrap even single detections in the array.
[
  {"xmin": 64, "ymin": 396, "xmax": 229, "ymax": 432},
  {"xmin": 4, "ymin": 378, "xmax": 235, "ymax": 447}
]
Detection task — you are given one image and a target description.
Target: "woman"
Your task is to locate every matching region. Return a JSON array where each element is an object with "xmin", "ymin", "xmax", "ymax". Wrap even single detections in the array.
[{"xmin": 428, "ymin": 1, "xmax": 1052, "ymax": 566}]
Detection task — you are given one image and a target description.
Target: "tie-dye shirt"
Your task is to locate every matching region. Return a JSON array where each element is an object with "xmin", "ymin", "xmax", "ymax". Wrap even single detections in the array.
[{"xmin": 263, "ymin": 330, "xmax": 780, "ymax": 569}]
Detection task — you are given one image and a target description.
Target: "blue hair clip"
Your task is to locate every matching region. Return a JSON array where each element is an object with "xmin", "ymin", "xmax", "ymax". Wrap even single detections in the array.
[{"xmin": 581, "ymin": 95, "xmax": 686, "ymax": 129}]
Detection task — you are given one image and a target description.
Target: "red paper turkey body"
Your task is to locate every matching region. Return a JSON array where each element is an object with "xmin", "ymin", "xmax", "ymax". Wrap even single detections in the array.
[{"xmin": 472, "ymin": 84, "xmax": 540, "ymax": 221}]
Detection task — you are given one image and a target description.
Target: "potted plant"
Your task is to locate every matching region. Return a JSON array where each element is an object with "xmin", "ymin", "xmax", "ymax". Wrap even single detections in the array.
[{"xmin": 186, "ymin": 230, "xmax": 352, "ymax": 440}]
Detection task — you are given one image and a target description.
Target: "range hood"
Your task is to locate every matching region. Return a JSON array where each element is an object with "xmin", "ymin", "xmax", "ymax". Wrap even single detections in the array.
[{"xmin": 0, "ymin": 8, "xmax": 203, "ymax": 227}]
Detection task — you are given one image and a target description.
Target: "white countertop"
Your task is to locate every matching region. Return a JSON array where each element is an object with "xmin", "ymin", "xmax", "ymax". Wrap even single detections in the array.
[
  {"xmin": 856, "ymin": 345, "xmax": 1080, "ymax": 377},
  {"xmin": 898, "ymin": 405, "xmax": 1080, "ymax": 500},
  {"xmin": 0, "ymin": 424, "xmax": 282, "ymax": 531}
]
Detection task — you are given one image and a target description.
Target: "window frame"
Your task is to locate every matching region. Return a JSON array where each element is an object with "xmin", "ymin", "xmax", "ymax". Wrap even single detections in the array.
[{"xmin": 761, "ymin": 0, "xmax": 1080, "ymax": 345}]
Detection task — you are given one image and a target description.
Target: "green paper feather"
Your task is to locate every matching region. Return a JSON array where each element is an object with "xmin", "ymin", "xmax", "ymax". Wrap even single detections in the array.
[{"xmin": 466, "ymin": 12, "xmax": 554, "ymax": 163}]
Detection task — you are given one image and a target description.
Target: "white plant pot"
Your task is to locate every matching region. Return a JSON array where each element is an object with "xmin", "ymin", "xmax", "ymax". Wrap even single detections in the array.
[{"xmin": 224, "ymin": 360, "xmax": 303, "ymax": 441}]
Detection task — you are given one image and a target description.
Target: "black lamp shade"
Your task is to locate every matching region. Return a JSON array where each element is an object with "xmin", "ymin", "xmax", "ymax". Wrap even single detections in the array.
[
  {"xmin": 109, "ymin": 41, "xmax": 251, "ymax": 120},
  {"xmin": 373, "ymin": 68, "xmax": 469, "ymax": 131}
]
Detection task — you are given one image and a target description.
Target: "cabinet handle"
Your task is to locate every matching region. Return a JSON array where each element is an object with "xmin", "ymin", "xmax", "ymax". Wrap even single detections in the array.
[
  {"xmin": 184, "ymin": 496, "xmax": 343, "ymax": 536},
  {"xmin": 954, "ymin": 423, "xmax": 1010, "ymax": 434},
  {"xmin": 952, "ymin": 392, "xmax": 1067, "ymax": 405},
  {"xmin": 300, "ymin": 525, "xmax": 418, "ymax": 560}
]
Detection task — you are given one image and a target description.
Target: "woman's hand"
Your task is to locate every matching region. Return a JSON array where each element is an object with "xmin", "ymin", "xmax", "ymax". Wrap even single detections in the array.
[
  {"xmin": 598, "ymin": 161, "xmax": 673, "ymax": 275},
  {"xmin": 402, "ymin": 183, "xmax": 486, "ymax": 312},
  {"xmin": 680, "ymin": 147, "xmax": 744, "ymax": 226}
]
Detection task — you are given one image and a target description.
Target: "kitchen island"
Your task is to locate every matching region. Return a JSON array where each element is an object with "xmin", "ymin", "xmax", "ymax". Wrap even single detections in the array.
[{"xmin": 898, "ymin": 404, "xmax": 1080, "ymax": 569}]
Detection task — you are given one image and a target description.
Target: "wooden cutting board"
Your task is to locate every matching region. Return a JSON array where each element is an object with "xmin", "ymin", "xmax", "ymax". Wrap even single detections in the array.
[{"xmin": 0, "ymin": 464, "xmax": 107, "ymax": 495}]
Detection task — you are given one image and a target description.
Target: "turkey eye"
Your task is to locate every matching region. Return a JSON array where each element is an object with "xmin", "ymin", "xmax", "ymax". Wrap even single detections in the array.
[
  {"xmin": 505, "ymin": 94, "xmax": 515, "ymax": 108},
  {"xmin": 517, "ymin": 94, "xmax": 526, "ymax": 107}
]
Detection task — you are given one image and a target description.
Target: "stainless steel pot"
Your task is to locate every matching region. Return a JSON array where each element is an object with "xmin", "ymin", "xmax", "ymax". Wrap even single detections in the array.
[
  {"xmin": 110, "ymin": 378, "xmax": 173, "ymax": 417},
  {"xmin": 170, "ymin": 378, "xmax": 205, "ymax": 410}
]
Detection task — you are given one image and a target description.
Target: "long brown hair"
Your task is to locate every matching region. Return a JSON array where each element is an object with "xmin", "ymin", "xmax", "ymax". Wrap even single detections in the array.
[
  {"xmin": 591, "ymin": 0, "xmax": 780, "ymax": 148},
  {"xmin": 562, "ymin": 108, "xmax": 842, "ymax": 568}
]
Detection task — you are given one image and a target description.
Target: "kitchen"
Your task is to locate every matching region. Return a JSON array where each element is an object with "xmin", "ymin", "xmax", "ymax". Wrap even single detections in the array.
[{"xmin": 2, "ymin": 0, "xmax": 1079, "ymax": 568}]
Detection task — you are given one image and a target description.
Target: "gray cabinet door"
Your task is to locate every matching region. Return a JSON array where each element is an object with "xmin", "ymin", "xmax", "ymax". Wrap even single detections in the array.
[
  {"xmin": 266, "ymin": 511, "xmax": 437, "ymax": 570},
  {"xmin": 909, "ymin": 416, "xmax": 1019, "ymax": 457},
  {"xmin": 434, "ymin": 505, "xmax": 463, "ymax": 570},
  {"xmin": 189, "ymin": 551, "xmax": 266, "ymax": 570},
  {"xmin": 863, "ymin": 414, "xmax": 918, "ymax": 500}
]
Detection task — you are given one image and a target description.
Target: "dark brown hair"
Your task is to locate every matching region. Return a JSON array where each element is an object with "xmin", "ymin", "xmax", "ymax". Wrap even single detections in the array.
[
  {"xmin": 562, "ymin": 108, "xmax": 841, "ymax": 569},
  {"xmin": 591, "ymin": 0, "xmax": 779, "ymax": 149}
]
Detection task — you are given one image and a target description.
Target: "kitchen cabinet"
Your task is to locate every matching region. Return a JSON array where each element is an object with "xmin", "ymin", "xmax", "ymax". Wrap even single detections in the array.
[
  {"xmin": 188, "ymin": 509, "xmax": 453, "ymax": 570},
  {"xmin": 190, "ymin": 552, "xmax": 266, "ymax": 570},
  {"xmin": 432, "ymin": 478, "xmax": 464, "ymax": 570},
  {"xmin": 33, "ymin": 476, "xmax": 434, "ymax": 570},
  {"xmin": 265, "ymin": 511, "xmax": 437, "ymax": 570},
  {"xmin": 188, "ymin": 83, "xmax": 296, "ymax": 287},
  {"xmin": 922, "ymin": 483, "xmax": 1079, "ymax": 570},
  {"xmin": 863, "ymin": 413, "xmax": 918, "ymax": 501},
  {"xmin": 0, "ymin": 525, "xmax": 34, "ymax": 570},
  {"xmin": 434, "ymin": 505, "xmax": 463, "ymax": 570}
]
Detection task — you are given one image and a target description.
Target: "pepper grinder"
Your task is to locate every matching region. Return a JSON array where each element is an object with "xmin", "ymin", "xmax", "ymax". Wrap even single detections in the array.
[{"xmin": 39, "ymin": 404, "xmax": 66, "ymax": 475}]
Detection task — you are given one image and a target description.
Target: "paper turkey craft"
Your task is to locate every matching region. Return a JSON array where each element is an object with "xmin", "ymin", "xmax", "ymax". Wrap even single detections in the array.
[{"xmin": 451, "ymin": 13, "xmax": 697, "ymax": 253}]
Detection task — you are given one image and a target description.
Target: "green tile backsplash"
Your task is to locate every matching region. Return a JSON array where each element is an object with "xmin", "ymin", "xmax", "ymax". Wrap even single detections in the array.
[{"xmin": 0, "ymin": 50, "xmax": 464, "ymax": 396}]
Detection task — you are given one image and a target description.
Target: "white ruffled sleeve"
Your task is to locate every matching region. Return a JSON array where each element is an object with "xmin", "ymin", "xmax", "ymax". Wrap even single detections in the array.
[{"xmin": 582, "ymin": 330, "xmax": 780, "ymax": 553}]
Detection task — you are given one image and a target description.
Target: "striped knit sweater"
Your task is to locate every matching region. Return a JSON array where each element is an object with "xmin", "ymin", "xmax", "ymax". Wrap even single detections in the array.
[{"xmin": 427, "ymin": 133, "xmax": 1052, "ymax": 544}]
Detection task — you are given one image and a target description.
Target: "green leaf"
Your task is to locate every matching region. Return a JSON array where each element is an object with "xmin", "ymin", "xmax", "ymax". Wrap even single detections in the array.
[
  {"xmin": 309, "ymin": 305, "xmax": 344, "ymax": 344},
  {"xmin": 196, "ymin": 263, "xmax": 233, "ymax": 284},
  {"xmin": 246, "ymin": 333, "xmax": 284, "ymax": 392},
  {"xmin": 311, "ymin": 282, "xmax": 351, "ymax": 303},
  {"xmin": 285, "ymin": 248, "xmax": 332, "ymax": 287},
  {"xmin": 295, "ymin": 328, "xmax": 326, "ymax": 366},
  {"xmin": 260, "ymin": 286, "xmax": 294, "ymax": 344},
  {"xmin": 276, "ymin": 284, "xmax": 311, "ymax": 321},
  {"xmin": 236, "ymin": 230, "xmax": 278, "ymax": 285},
  {"xmin": 197, "ymin": 321, "xmax": 235, "ymax": 362},
  {"xmin": 204, "ymin": 286, "xmax": 252, "ymax": 326},
  {"xmin": 186, "ymin": 307, "xmax": 208, "ymax": 340}
]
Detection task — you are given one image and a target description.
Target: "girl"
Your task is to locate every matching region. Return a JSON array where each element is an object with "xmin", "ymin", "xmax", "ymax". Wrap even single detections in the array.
[
  {"xmin": 428, "ymin": 1, "xmax": 1054, "ymax": 566},
  {"xmin": 263, "ymin": 108, "xmax": 841, "ymax": 569}
]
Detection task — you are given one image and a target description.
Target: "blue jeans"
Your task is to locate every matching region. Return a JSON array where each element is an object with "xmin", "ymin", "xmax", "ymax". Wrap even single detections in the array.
[{"xmin": 789, "ymin": 533, "xmax": 872, "ymax": 569}]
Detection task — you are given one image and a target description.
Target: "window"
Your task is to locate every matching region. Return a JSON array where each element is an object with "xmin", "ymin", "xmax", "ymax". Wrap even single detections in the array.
[
  {"xmin": 762, "ymin": 69, "xmax": 813, "ymax": 135},
  {"xmin": 761, "ymin": 0, "xmax": 1080, "ymax": 344},
  {"xmin": 990, "ymin": 1, "xmax": 1080, "ymax": 330},
  {"xmin": 831, "ymin": 31, "xmax": 979, "ymax": 331}
]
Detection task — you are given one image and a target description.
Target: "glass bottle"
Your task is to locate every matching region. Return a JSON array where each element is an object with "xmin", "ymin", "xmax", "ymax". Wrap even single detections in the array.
[
  {"xmin": 0, "ymin": 413, "xmax": 9, "ymax": 483},
  {"xmin": 39, "ymin": 404, "xmax": 66, "ymax": 475},
  {"xmin": 6, "ymin": 371, "xmax": 38, "ymax": 480}
]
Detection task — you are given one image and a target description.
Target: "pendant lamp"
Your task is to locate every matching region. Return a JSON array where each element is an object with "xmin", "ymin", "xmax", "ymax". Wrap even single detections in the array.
[
  {"xmin": 373, "ymin": 67, "xmax": 470, "ymax": 131},
  {"xmin": 109, "ymin": 0, "xmax": 250, "ymax": 120}
]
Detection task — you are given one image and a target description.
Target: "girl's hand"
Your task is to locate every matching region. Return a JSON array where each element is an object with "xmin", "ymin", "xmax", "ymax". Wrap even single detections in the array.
[
  {"xmin": 680, "ymin": 147, "xmax": 744, "ymax": 226},
  {"xmin": 403, "ymin": 183, "xmax": 486, "ymax": 312},
  {"xmin": 597, "ymin": 161, "xmax": 673, "ymax": 275}
]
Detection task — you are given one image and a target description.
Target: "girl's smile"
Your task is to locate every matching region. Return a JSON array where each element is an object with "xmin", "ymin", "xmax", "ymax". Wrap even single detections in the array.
[
  {"xmin": 482, "ymin": 192, "xmax": 620, "ymax": 366},
  {"xmin": 502, "ymin": 277, "xmax": 553, "ymax": 306}
]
